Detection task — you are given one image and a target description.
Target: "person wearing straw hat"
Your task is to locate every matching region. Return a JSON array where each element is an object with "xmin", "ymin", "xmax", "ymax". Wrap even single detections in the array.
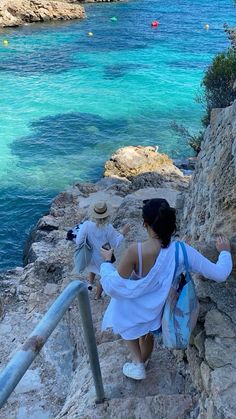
[{"xmin": 76, "ymin": 201, "xmax": 130, "ymax": 299}]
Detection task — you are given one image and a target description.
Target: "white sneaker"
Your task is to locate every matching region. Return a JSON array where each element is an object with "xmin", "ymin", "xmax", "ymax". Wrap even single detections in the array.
[{"xmin": 122, "ymin": 362, "xmax": 146, "ymax": 380}]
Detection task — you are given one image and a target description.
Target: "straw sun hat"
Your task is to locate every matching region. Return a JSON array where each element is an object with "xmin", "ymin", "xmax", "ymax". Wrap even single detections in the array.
[{"xmin": 89, "ymin": 201, "xmax": 112, "ymax": 219}]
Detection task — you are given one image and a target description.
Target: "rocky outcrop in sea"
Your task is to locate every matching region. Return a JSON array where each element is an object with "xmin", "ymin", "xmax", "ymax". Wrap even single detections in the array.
[
  {"xmin": 0, "ymin": 0, "xmax": 125, "ymax": 27},
  {"xmin": 0, "ymin": 0, "xmax": 85, "ymax": 27},
  {"xmin": 0, "ymin": 102, "xmax": 235, "ymax": 418}
]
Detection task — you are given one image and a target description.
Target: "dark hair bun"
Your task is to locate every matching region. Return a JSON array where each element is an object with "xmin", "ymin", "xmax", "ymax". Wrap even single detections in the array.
[{"xmin": 142, "ymin": 199, "xmax": 176, "ymax": 247}]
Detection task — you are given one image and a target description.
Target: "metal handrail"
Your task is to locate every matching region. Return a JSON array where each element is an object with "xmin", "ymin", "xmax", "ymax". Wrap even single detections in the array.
[{"xmin": 0, "ymin": 280, "xmax": 105, "ymax": 408}]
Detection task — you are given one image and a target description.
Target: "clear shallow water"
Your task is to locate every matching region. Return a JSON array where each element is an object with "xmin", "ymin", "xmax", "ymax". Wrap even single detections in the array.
[{"xmin": 0, "ymin": 0, "xmax": 235, "ymax": 270}]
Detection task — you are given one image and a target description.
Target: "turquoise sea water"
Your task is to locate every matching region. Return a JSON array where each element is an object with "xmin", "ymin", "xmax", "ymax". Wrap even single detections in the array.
[{"xmin": 0, "ymin": 0, "xmax": 235, "ymax": 270}]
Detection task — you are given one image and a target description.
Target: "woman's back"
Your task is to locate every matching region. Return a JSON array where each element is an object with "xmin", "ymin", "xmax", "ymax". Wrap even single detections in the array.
[
  {"xmin": 99, "ymin": 196, "xmax": 232, "ymax": 381},
  {"xmin": 100, "ymin": 239, "xmax": 232, "ymax": 340},
  {"xmin": 126, "ymin": 239, "xmax": 232, "ymax": 283},
  {"xmin": 131, "ymin": 240, "xmax": 162, "ymax": 279}
]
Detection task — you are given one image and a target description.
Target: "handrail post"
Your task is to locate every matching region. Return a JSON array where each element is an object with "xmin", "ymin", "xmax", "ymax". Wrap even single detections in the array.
[
  {"xmin": 77, "ymin": 286, "xmax": 105, "ymax": 403},
  {"xmin": 0, "ymin": 280, "xmax": 105, "ymax": 408}
]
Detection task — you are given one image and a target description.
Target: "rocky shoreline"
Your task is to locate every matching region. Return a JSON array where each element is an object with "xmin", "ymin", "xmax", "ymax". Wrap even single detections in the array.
[
  {"xmin": 0, "ymin": 0, "xmax": 126, "ymax": 27},
  {"xmin": 0, "ymin": 98, "xmax": 236, "ymax": 418},
  {"xmin": 0, "ymin": 0, "xmax": 85, "ymax": 27}
]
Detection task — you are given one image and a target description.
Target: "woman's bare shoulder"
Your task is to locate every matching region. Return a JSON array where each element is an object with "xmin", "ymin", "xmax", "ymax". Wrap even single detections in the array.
[{"xmin": 118, "ymin": 242, "xmax": 137, "ymax": 278}]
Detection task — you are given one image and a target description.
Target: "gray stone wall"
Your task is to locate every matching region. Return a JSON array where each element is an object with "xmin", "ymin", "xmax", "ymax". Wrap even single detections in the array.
[{"xmin": 178, "ymin": 101, "xmax": 236, "ymax": 419}]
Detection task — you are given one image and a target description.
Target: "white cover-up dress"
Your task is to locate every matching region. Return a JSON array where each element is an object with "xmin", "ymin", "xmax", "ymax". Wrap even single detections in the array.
[
  {"xmin": 100, "ymin": 241, "xmax": 232, "ymax": 340},
  {"xmin": 75, "ymin": 220, "xmax": 124, "ymax": 275}
]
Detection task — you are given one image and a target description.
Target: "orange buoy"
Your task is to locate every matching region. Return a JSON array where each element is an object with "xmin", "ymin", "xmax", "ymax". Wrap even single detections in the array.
[{"xmin": 151, "ymin": 20, "xmax": 159, "ymax": 28}]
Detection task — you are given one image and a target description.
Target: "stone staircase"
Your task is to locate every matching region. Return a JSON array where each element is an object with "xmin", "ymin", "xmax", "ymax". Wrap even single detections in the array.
[
  {"xmin": 0, "ymin": 183, "xmax": 198, "ymax": 419},
  {"xmin": 0, "ymin": 275, "xmax": 198, "ymax": 419},
  {"xmin": 55, "ymin": 287, "xmax": 198, "ymax": 419}
]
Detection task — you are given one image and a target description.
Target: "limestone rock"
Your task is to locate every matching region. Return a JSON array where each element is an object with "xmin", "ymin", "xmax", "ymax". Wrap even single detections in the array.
[
  {"xmin": 59, "ymin": 394, "xmax": 194, "ymax": 419},
  {"xmin": 15, "ymin": 369, "xmax": 43, "ymax": 394},
  {"xmin": 57, "ymin": 340, "xmax": 194, "ymax": 418},
  {"xmin": 181, "ymin": 100, "xmax": 236, "ymax": 250},
  {"xmin": 195, "ymin": 276, "xmax": 236, "ymax": 324},
  {"xmin": 0, "ymin": 297, "xmax": 3, "ymax": 319},
  {"xmin": 73, "ymin": 182, "xmax": 99, "ymax": 197},
  {"xmin": 128, "ymin": 187, "xmax": 179, "ymax": 208},
  {"xmin": 205, "ymin": 309, "xmax": 236, "ymax": 338},
  {"xmin": 200, "ymin": 361, "xmax": 211, "ymax": 393},
  {"xmin": 0, "ymin": 269, "xmax": 22, "ymax": 303},
  {"xmin": 173, "ymin": 156, "xmax": 197, "ymax": 171},
  {"xmin": 186, "ymin": 345, "xmax": 203, "ymax": 390},
  {"xmin": 182, "ymin": 200, "xmax": 236, "ymax": 419},
  {"xmin": 130, "ymin": 171, "xmax": 189, "ymax": 191},
  {"xmin": 104, "ymin": 145, "xmax": 186, "ymax": 183},
  {"xmin": 44, "ymin": 283, "xmax": 59, "ymax": 295},
  {"xmin": 37, "ymin": 215, "xmax": 60, "ymax": 232},
  {"xmin": 0, "ymin": 0, "xmax": 85, "ymax": 27},
  {"xmin": 205, "ymin": 337, "xmax": 236, "ymax": 369},
  {"xmin": 210, "ymin": 365, "xmax": 236, "ymax": 419},
  {"xmin": 202, "ymin": 398, "xmax": 222, "ymax": 419},
  {"xmin": 194, "ymin": 330, "xmax": 205, "ymax": 358}
]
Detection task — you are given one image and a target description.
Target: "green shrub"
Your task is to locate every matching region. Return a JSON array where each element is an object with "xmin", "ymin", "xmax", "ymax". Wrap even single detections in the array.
[
  {"xmin": 171, "ymin": 49, "xmax": 236, "ymax": 153},
  {"xmin": 170, "ymin": 122, "xmax": 203, "ymax": 154},
  {"xmin": 202, "ymin": 49, "xmax": 236, "ymax": 126}
]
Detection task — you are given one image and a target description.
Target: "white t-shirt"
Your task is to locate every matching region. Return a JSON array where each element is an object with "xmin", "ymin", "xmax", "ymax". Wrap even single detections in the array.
[
  {"xmin": 76, "ymin": 220, "xmax": 124, "ymax": 275},
  {"xmin": 100, "ymin": 241, "xmax": 232, "ymax": 339}
]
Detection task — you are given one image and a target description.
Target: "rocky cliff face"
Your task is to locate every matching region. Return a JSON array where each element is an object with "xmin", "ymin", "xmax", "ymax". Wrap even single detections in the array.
[
  {"xmin": 0, "ymin": 0, "xmax": 85, "ymax": 27},
  {"xmin": 178, "ymin": 100, "xmax": 236, "ymax": 419},
  {"xmin": 181, "ymin": 102, "xmax": 236, "ymax": 246}
]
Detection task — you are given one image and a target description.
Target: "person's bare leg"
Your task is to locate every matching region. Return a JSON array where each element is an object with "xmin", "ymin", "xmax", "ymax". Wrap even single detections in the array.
[
  {"xmin": 139, "ymin": 333, "xmax": 154, "ymax": 362},
  {"xmin": 123, "ymin": 339, "xmax": 146, "ymax": 379},
  {"xmin": 88, "ymin": 272, "xmax": 96, "ymax": 285},
  {"xmin": 95, "ymin": 281, "xmax": 103, "ymax": 299},
  {"xmin": 125, "ymin": 339, "xmax": 143, "ymax": 363}
]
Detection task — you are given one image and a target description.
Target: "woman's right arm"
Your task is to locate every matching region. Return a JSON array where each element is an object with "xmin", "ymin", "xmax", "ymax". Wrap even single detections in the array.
[{"xmin": 185, "ymin": 236, "xmax": 232, "ymax": 282}]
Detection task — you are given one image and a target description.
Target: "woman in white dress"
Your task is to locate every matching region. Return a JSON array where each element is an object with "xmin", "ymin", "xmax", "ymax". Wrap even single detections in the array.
[
  {"xmin": 76, "ymin": 201, "xmax": 130, "ymax": 299},
  {"xmin": 100, "ymin": 198, "xmax": 232, "ymax": 380}
]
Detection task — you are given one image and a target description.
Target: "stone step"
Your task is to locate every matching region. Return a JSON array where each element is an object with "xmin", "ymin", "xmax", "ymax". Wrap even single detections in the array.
[
  {"xmin": 57, "ymin": 393, "xmax": 195, "ymax": 419},
  {"xmin": 55, "ymin": 337, "xmax": 196, "ymax": 418}
]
